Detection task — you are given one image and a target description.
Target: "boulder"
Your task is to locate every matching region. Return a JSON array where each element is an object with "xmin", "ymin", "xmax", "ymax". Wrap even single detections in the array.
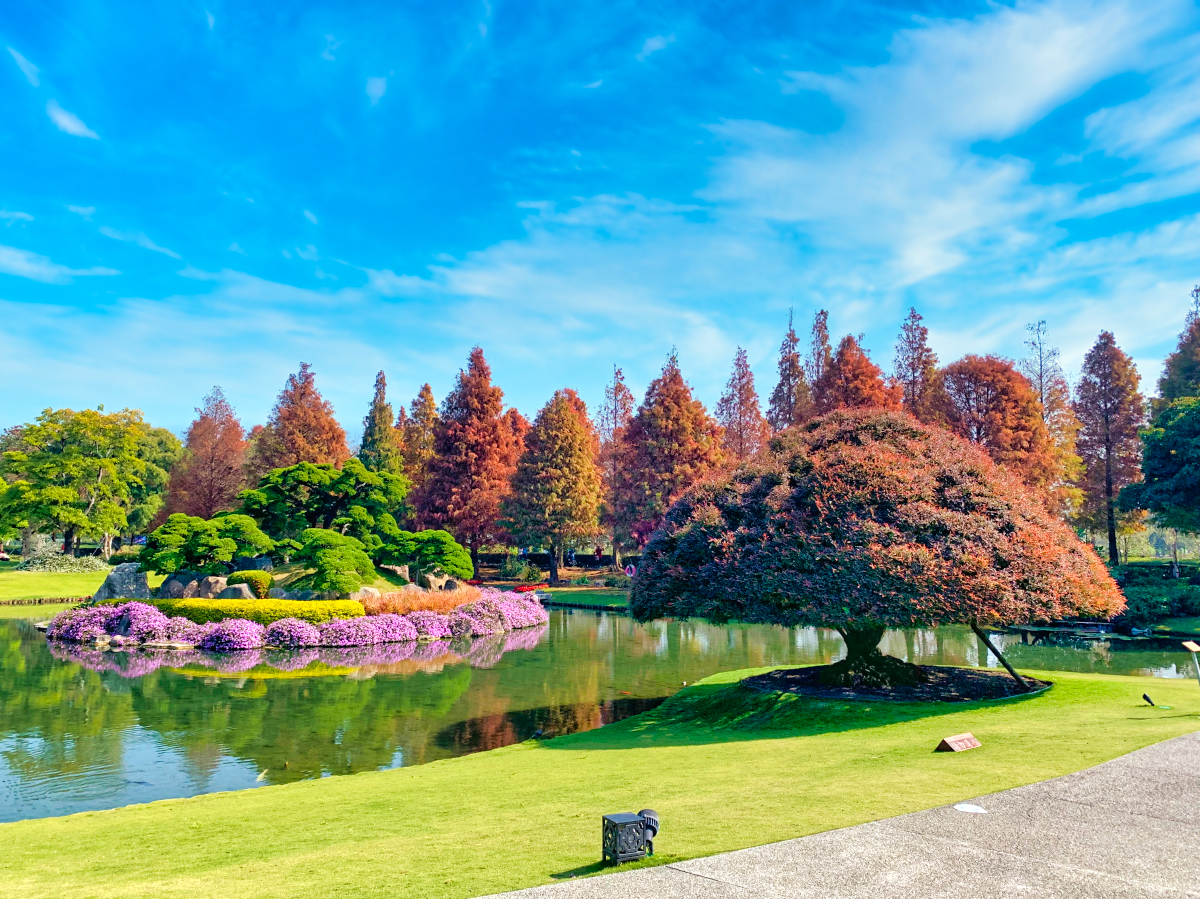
[
  {"xmin": 347, "ymin": 586, "xmax": 381, "ymax": 602},
  {"xmin": 216, "ymin": 583, "xmax": 257, "ymax": 600},
  {"xmin": 288, "ymin": 589, "xmax": 315, "ymax": 602},
  {"xmin": 419, "ymin": 572, "xmax": 448, "ymax": 592},
  {"xmin": 444, "ymin": 579, "xmax": 459, "ymax": 591},
  {"xmin": 231, "ymin": 556, "xmax": 274, "ymax": 572},
  {"xmin": 157, "ymin": 570, "xmax": 202, "ymax": 599},
  {"xmin": 198, "ymin": 576, "xmax": 228, "ymax": 598},
  {"xmin": 267, "ymin": 587, "xmax": 288, "ymax": 599},
  {"xmin": 379, "ymin": 564, "xmax": 410, "ymax": 582},
  {"xmin": 91, "ymin": 563, "xmax": 151, "ymax": 602},
  {"xmin": 181, "ymin": 579, "xmax": 201, "ymax": 598}
]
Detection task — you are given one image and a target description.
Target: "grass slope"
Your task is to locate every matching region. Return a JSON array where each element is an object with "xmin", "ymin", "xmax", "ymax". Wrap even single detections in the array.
[{"xmin": 2, "ymin": 669, "xmax": 1197, "ymax": 899}]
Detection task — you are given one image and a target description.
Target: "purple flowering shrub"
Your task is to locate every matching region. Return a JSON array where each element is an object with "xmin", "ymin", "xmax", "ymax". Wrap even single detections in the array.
[
  {"xmin": 371, "ymin": 614, "xmax": 418, "ymax": 643},
  {"xmin": 198, "ymin": 619, "xmax": 265, "ymax": 652},
  {"xmin": 405, "ymin": 610, "xmax": 452, "ymax": 639},
  {"xmin": 319, "ymin": 617, "xmax": 380, "ymax": 646},
  {"xmin": 47, "ymin": 606, "xmax": 121, "ymax": 642},
  {"xmin": 111, "ymin": 603, "xmax": 171, "ymax": 642},
  {"xmin": 265, "ymin": 618, "xmax": 322, "ymax": 649}
]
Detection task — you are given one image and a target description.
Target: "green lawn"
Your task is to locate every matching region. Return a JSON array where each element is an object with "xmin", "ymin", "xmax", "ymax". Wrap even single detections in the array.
[
  {"xmin": 1156, "ymin": 616, "xmax": 1200, "ymax": 636},
  {"xmin": 2, "ymin": 668, "xmax": 1197, "ymax": 899},
  {"xmin": 0, "ymin": 568, "xmax": 110, "ymax": 602},
  {"xmin": 544, "ymin": 586, "xmax": 630, "ymax": 607},
  {"xmin": 0, "ymin": 602, "xmax": 78, "ymax": 619}
]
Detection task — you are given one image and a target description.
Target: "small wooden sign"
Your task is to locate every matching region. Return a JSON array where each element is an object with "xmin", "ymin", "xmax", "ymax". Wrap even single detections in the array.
[
  {"xmin": 1183, "ymin": 641, "xmax": 1200, "ymax": 653},
  {"xmin": 936, "ymin": 732, "xmax": 982, "ymax": 752}
]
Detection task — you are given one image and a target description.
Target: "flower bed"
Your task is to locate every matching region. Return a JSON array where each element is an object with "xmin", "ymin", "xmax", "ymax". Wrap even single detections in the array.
[{"xmin": 46, "ymin": 588, "xmax": 548, "ymax": 652}]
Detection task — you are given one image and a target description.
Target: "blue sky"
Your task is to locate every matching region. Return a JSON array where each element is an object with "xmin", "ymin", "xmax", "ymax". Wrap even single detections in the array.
[{"xmin": 3, "ymin": 0, "xmax": 1200, "ymax": 436}]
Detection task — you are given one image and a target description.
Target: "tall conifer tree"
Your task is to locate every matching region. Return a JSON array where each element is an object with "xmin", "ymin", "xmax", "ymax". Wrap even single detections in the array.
[
  {"xmin": 612, "ymin": 352, "xmax": 724, "ymax": 545},
  {"xmin": 717, "ymin": 347, "xmax": 770, "ymax": 462},
  {"xmin": 248, "ymin": 363, "xmax": 349, "ymax": 474},
  {"xmin": 597, "ymin": 366, "xmax": 636, "ymax": 565},
  {"xmin": 766, "ymin": 310, "xmax": 812, "ymax": 430},
  {"xmin": 502, "ymin": 389, "xmax": 602, "ymax": 583},
  {"xmin": 893, "ymin": 307, "xmax": 939, "ymax": 421},
  {"xmin": 401, "ymin": 384, "xmax": 439, "ymax": 501},
  {"xmin": 359, "ymin": 371, "xmax": 403, "ymax": 474},
  {"xmin": 1020, "ymin": 321, "xmax": 1083, "ymax": 516},
  {"xmin": 806, "ymin": 310, "xmax": 834, "ymax": 408},
  {"xmin": 1156, "ymin": 285, "xmax": 1200, "ymax": 414},
  {"xmin": 814, "ymin": 336, "xmax": 902, "ymax": 413},
  {"xmin": 165, "ymin": 386, "xmax": 247, "ymax": 519},
  {"xmin": 1074, "ymin": 332, "xmax": 1146, "ymax": 565},
  {"xmin": 415, "ymin": 348, "xmax": 522, "ymax": 575}
]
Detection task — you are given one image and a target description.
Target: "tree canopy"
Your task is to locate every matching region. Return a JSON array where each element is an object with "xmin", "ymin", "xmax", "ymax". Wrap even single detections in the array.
[
  {"xmin": 140, "ymin": 513, "xmax": 274, "ymax": 575},
  {"xmin": 359, "ymin": 371, "xmax": 404, "ymax": 475},
  {"xmin": 165, "ymin": 387, "xmax": 247, "ymax": 520},
  {"xmin": 379, "ymin": 529, "xmax": 474, "ymax": 582},
  {"xmin": 248, "ymin": 363, "xmax": 350, "ymax": 475},
  {"xmin": 1156, "ymin": 286, "xmax": 1200, "ymax": 413},
  {"xmin": 766, "ymin": 311, "xmax": 812, "ymax": 431},
  {"xmin": 893, "ymin": 307, "xmax": 939, "ymax": 422},
  {"xmin": 1120, "ymin": 397, "xmax": 1200, "ymax": 533},
  {"xmin": 717, "ymin": 347, "xmax": 771, "ymax": 461},
  {"xmin": 631, "ymin": 410, "xmax": 1122, "ymax": 684},
  {"xmin": 294, "ymin": 528, "xmax": 376, "ymax": 593},
  {"xmin": 399, "ymin": 383, "xmax": 439, "ymax": 508},
  {"xmin": 813, "ymin": 335, "xmax": 902, "ymax": 413}
]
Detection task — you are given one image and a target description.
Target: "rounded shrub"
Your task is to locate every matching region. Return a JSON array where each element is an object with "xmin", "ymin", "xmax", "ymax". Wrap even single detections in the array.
[{"xmin": 228, "ymin": 569, "xmax": 273, "ymax": 598}]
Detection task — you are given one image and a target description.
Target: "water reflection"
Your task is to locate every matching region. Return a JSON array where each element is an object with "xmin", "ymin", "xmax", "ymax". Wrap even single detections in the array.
[{"xmin": 1, "ymin": 610, "xmax": 1196, "ymax": 823}]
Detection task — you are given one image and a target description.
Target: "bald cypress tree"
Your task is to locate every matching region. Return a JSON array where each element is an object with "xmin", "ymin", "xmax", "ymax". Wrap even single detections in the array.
[
  {"xmin": 717, "ymin": 347, "xmax": 770, "ymax": 461},
  {"xmin": 359, "ymin": 371, "xmax": 403, "ymax": 475},
  {"xmin": 248, "ymin": 363, "xmax": 349, "ymax": 474},
  {"xmin": 400, "ymin": 384, "xmax": 438, "ymax": 504},
  {"xmin": 893, "ymin": 307, "xmax": 939, "ymax": 422},
  {"xmin": 766, "ymin": 311, "xmax": 812, "ymax": 431},
  {"xmin": 814, "ymin": 336, "xmax": 902, "ymax": 413}
]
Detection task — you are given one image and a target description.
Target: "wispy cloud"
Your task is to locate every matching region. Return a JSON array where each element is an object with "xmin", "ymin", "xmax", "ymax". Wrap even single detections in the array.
[
  {"xmin": 636, "ymin": 34, "xmax": 675, "ymax": 62},
  {"xmin": 99, "ymin": 226, "xmax": 181, "ymax": 259},
  {"xmin": 0, "ymin": 244, "xmax": 119, "ymax": 284},
  {"xmin": 584, "ymin": 79, "xmax": 603, "ymax": 89},
  {"xmin": 303, "ymin": 210, "xmax": 318, "ymax": 224},
  {"xmin": 0, "ymin": 210, "xmax": 33, "ymax": 225},
  {"xmin": 67, "ymin": 205, "xmax": 96, "ymax": 219},
  {"xmin": 46, "ymin": 100, "xmax": 99, "ymax": 139},
  {"xmin": 205, "ymin": 10, "xmax": 214, "ymax": 29},
  {"xmin": 6, "ymin": 46, "xmax": 39, "ymax": 86},
  {"xmin": 366, "ymin": 77, "xmax": 387, "ymax": 105},
  {"xmin": 321, "ymin": 35, "xmax": 342, "ymax": 61},
  {"xmin": 228, "ymin": 241, "xmax": 246, "ymax": 254}
]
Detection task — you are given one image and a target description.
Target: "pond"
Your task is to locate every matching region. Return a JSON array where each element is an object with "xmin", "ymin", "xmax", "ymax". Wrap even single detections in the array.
[{"xmin": 1, "ymin": 607, "xmax": 1195, "ymax": 823}]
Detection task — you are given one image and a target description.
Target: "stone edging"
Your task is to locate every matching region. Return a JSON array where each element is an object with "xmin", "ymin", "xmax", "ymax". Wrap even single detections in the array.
[{"xmin": 0, "ymin": 596, "xmax": 90, "ymax": 606}]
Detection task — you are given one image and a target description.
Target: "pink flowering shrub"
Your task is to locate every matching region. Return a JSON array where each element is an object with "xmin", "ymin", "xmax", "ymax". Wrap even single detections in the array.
[
  {"xmin": 319, "ymin": 617, "xmax": 380, "ymax": 646},
  {"xmin": 198, "ymin": 619, "xmax": 265, "ymax": 652},
  {"xmin": 371, "ymin": 614, "xmax": 419, "ymax": 643},
  {"xmin": 405, "ymin": 610, "xmax": 452, "ymax": 639},
  {"xmin": 265, "ymin": 618, "xmax": 322, "ymax": 649}
]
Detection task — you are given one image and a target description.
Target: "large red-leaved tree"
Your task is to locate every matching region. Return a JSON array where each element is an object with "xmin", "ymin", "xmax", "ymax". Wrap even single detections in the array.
[
  {"xmin": 165, "ymin": 387, "xmax": 247, "ymax": 519},
  {"xmin": 813, "ymin": 335, "xmax": 902, "ymax": 413},
  {"xmin": 248, "ymin": 363, "xmax": 349, "ymax": 476},
  {"xmin": 414, "ymin": 347, "xmax": 524, "ymax": 574},
  {"xmin": 631, "ymin": 410, "xmax": 1122, "ymax": 687}
]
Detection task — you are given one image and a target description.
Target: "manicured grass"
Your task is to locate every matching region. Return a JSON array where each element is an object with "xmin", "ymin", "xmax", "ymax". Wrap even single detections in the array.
[
  {"xmin": 1156, "ymin": 616, "xmax": 1200, "ymax": 636},
  {"xmin": 0, "ymin": 568, "xmax": 165, "ymax": 602},
  {"xmin": 544, "ymin": 586, "xmax": 630, "ymax": 607},
  {"xmin": 0, "ymin": 602, "xmax": 78, "ymax": 619},
  {"xmin": 2, "ymin": 668, "xmax": 1197, "ymax": 899}
]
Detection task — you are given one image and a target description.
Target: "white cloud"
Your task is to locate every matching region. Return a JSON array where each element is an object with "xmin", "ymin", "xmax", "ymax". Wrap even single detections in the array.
[
  {"xmin": 67, "ymin": 205, "xmax": 96, "ymax": 219},
  {"xmin": 295, "ymin": 244, "xmax": 319, "ymax": 261},
  {"xmin": 303, "ymin": 209, "xmax": 319, "ymax": 224},
  {"xmin": 46, "ymin": 100, "xmax": 99, "ymax": 139},
  {"xmin": 7, "ymin": 46, "xmax": 39, "ymax": 86},
  {"xmin": 0, "ymin": 244, "xmax": 119, "ymax": 284},
  {"xmin": 322, "ymin": 35, "xmax": 342, "ymax": 61},
  {"xmin": 99, "ymin": 226, "xmax": 182, "ymax": 259},
  {"xmin": 366, "ymin": 77, "xmax": 387, "ymax": 105},
  {"xmin": 228, "ymin": 242, "xmax": 246, "ymax": 254},
  {"xmin": 206, "ymin": 10, "xmax": 214, "ymax": 29},
  {"xmin": 584, "ymin": 79, "xmax": 603, "ymax": 89},
  {"xmin": 0, "ymin": 210, "xmax": 33, "ymax": 224},
  {"xmin": 636, "ymin": 34, "xmax": 675, "ymax": 62}
]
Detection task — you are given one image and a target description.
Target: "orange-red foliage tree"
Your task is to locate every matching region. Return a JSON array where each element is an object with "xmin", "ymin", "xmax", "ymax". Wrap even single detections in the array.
[
  {"xmin": 893, "ymin": 307, "xmax": 939, "ymax": 422},
  {"xmin": 597, "ymin": 366, "xmax": 636, "ymax": 562},
  {"xmin": 611, "ymin": 353, "xmax": 723, "ymax": 546},
  {"xmin": 631, "ymin": 410, "xmax": 1123, "ymax": 687},
  {"xmin": 935, "ymin": 355, "xmax": 1054, "ymax": 492},
  {"xmin": 813, "ymin": 335, "xmax": 902, "ymax": 413},
  {"xmin": 164, "ymin": 387, "xmax": 247, "ymax": 519},
  {"xmin": 248, "ymin": 363, "xmax": 349, "ymax": 475},
  {"xmin": 716, "ymin": 347, "xmax": 771, "ymax": 462},
  {"xmin": 415, "ymin": 347, "xmax": 524, "ymax": 575}
]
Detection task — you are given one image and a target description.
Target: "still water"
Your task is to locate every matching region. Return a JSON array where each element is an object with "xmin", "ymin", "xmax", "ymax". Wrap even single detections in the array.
[{"xmin": 0, "ymin": 607, "xmax": 1195, "ymax": 823}]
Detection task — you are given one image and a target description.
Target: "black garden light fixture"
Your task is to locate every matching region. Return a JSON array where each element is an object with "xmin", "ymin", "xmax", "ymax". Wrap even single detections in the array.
[{"xmin": 601, "ymin": 809, "xmax": 659, "ymax": 865}]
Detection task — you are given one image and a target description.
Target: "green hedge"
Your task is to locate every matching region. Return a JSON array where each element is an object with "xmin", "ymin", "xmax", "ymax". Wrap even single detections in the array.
[
  {"xmin": 228, "ymin": 570, "xmax": 273, "ymax": 598},
  {"xmin": 100, "ymin": 598, "xmax": 364, "ymax": 626}
]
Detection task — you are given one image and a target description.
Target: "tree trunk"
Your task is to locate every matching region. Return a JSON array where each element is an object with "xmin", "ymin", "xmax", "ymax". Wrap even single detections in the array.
[
  {"xmin": 20, "ymin": 526, "xmax": 35, "ymax": 558},
  {"xmin": 612, "ymin": 541, "xmax": 622, "ymax": 571},
  {"xmin": 101, "ymin": 533, "xmax": 114, "ymax": 560},
  {"xmin": 548, "ymin": 542, "xmax": 561, "ymax": 585},
  {"xmin": 820, "ymin": 626, "xmax": 926, "ymax": 688},
  {"xmin": 470, "ymin": 540, "xmax": 480, "ymax": 580},
  {"xmin": 1104, "ymin": 423, "xmax": 1119, "ymax": 566},
  {"xmin": 1172, "ymin": 530, "xmax": 1180, "ymax": 579},
  {"xmin": 62, "ymin": 527, "xmax": 76, "ymax": 556}
]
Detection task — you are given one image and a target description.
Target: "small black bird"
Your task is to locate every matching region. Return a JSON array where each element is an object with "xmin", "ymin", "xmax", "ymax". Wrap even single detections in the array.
[{"xmin": 1143, "ymin": 693, "xmax": 1155, "ymax": 707}]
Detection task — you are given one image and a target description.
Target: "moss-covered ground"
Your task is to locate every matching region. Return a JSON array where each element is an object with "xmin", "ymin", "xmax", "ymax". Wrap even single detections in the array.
[{"xmin": 2, "ymin": 667, "xmax": 1197, "ymax": 899}]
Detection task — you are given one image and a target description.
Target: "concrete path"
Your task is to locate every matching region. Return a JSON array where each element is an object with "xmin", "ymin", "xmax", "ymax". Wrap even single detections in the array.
[{"xmin": 484, "ymin": 732, "xmax": 1200, "ymax": 898}]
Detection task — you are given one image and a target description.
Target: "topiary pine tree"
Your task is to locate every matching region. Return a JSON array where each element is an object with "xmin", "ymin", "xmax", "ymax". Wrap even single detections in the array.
[
  {"xmin": 717, "ymin": 347, "xmax": 771, "ymax": 461},
  {"xmin": 631, "ymin": 410, "xmax": 1123, "ymax": 688},
  {"xmin": 359, "ymin": 371, "xmax": 404, "ymax": 475},
  {"xmin": 295, "ymin": 528, "xmax": 376, "ymax": 594},
  {"xmin": 766, "ymin": 310, "xmax": 812, "ymax": 431},
  {"xmin": 502, "ymin": 389, "xmax": 602, "ymax": 583},
  {"xmin": 380, "ymin": 529, "xmax": 475, "ymax": 583}
]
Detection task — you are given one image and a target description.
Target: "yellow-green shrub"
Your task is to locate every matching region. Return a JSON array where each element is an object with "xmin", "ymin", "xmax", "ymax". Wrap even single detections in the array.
[
  {"xmin": 101, "ymin": 598, "xmax": 364, "ymax": 626},
  {"xmin": 227, "ymin": 570, "xmax": 273, "ymax": 598}
]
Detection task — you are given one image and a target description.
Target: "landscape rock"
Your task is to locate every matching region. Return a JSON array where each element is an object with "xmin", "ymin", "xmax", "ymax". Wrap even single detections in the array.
[
  {"xmin": 91, "ymin": 563, "xmax": 151, "ymax": 602},
  {"xmin": 157, "ymin": 570, "xmax": 202, "ymax": 599},
  {"xmin": 347, "ymin": 586, "xmax": 381, "ymax": 602},
  {"xmin": 419, "ymin": 572, "xmax": 448, "ymax": 592},
  {"xmin": 181, "ymin": 579, "xmax": 200, "ymax": 598},
  {"xmin": 267, "ymin": 588, "xmax": 288, "ymax": 599},
  {"xmin": 379, "ymin": 564, "xmax": 410, "ymax": 582},
  {"xmin": 444, "ymin": 579, "xmax": 459, "ymax": 591},
  {"xmin": 231, "ymin": 556, "xmax": 273, "ymax": 572},
  {"xmin": 288, "ymin": 589, "xmax": 315, "ymax": 602},
  {"xmin": 198, "ymin": 576, "xmax": 229, "ymax": 599},
  {"xmin": 216, "ymin": 583, "xmax": 257, "ymax": 600}
]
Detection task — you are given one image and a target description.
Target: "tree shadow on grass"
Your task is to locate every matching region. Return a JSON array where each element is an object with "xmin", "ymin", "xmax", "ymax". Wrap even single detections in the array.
[{"xmin": 541, "ymin": 673, "xmax": 1054, "ymax": 752}]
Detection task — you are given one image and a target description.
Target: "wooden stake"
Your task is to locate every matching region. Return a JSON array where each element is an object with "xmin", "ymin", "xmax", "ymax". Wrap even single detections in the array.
[{"xmin": 972, "ymin": 623, "xmax": 1031, "ymax": 693}]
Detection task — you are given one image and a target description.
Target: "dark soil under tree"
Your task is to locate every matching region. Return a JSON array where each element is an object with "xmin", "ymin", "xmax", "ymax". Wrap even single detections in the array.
[{"xmin": 744, "ymin": 665, "xmax": 1052, "ymax": 703}]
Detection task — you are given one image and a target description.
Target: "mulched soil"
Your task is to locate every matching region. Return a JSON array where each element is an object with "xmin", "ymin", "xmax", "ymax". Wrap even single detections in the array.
[{"xmin": 743, "ymin": 665, "xmax": 1051, "ymax": 703}]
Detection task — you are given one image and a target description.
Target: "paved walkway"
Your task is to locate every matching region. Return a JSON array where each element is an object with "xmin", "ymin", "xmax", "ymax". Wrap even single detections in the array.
[{"xmin": 484, "ymin": 732, "xmax": 1200, "ymax": 899}]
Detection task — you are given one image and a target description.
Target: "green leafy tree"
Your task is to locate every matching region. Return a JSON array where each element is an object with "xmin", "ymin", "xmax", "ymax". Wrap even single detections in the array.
[
  {"xmin": 125, "ymin": 425, "xmax": 184, "ymax": 543},
  {"xmin": 0, "ymin": 407, "xmax": 157, "ymax": 557},
  {"xmin": 766, "ymin": 310, "xmax": 812, "ymax": 431},
  {"xmin": 502, "ymin": 389, "xmax": 602, "ymax": 583},
  {"xmin": 1121, "ymin": 397, "xmax": 1200, "ymax": 538},
  {"xmin": 379, "ymin": 529, "xmax": 474, "ymax": 582},
  {"xmin": 140, "ymin": 513, "xmax": 275, "ymax": 574},
  {"xmin": 1156, "ymin": 285, "xmax": 1200, "ymax": 414},
  {"xmin": 295, "ymin": 528, "xmax": 376, "ymax": 593},
  {"xmin": 359, "ymin": 371, "xmax": 404, "ymax": 475},
  {"xmin": 239, "ymin": 458, "xmax": 409, "ymax": 553}
]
